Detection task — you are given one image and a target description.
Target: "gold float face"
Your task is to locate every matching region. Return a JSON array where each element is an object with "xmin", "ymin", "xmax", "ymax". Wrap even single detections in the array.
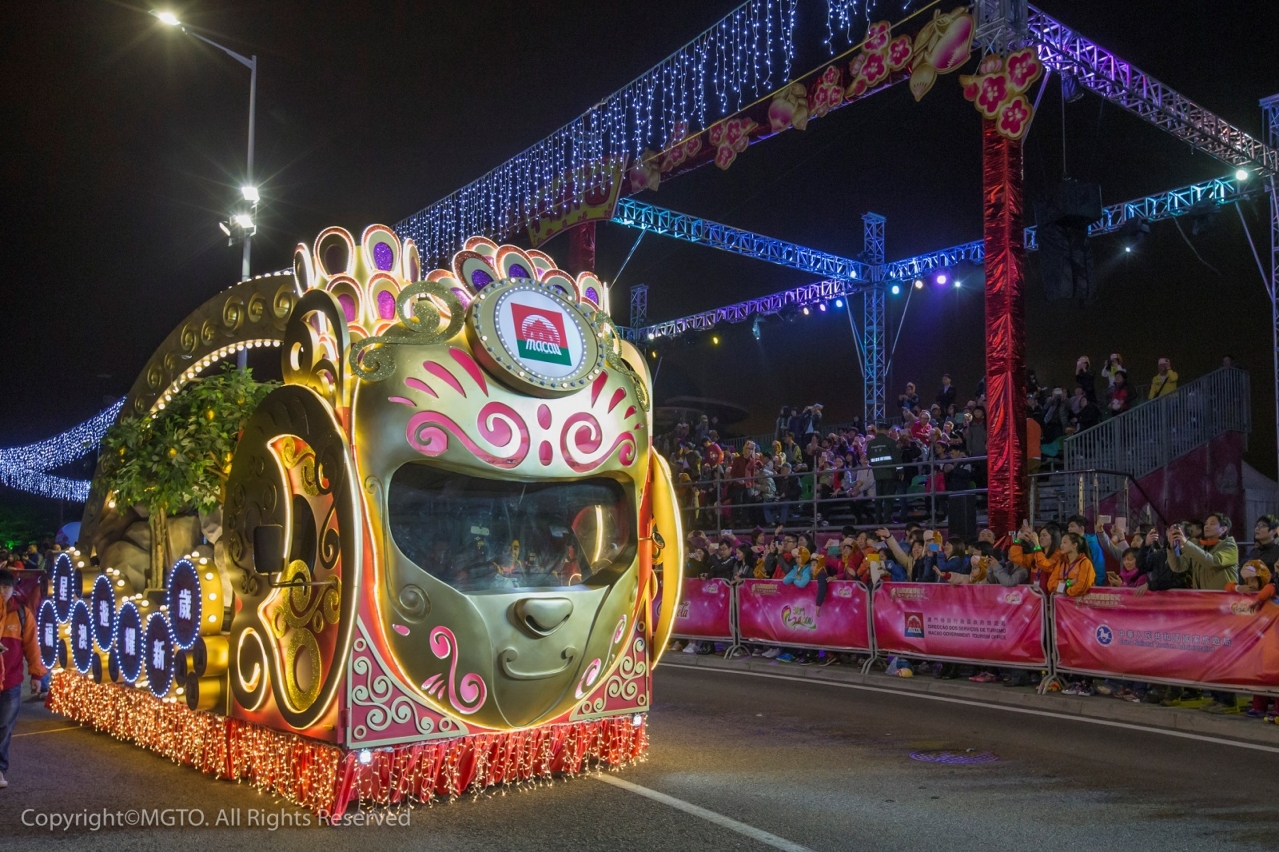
[
  {"xmin": 209, "ymin": 226, "xmax": 673, "ymax": 737},
  {"xmin": 355, "ymin": 323, "xmax": 650, "ymax": 729}
]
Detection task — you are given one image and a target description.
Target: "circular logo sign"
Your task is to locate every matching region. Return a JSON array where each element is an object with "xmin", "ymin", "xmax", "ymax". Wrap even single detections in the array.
[
  {"xmin": 91, "ymin": 574, "xmax": 116, "ymax": 650},
  {"xmin": 468, "ymin": 279, "xmax": 602, "ymax": 396},
  {"xmin": 51, "ymin": 552, "xmax": 75, "ymax": 623},
  {"xmin": 37, "ymin": 599, "xmax": 60, "ymax": 669},
  {"xmin": 70, "ymin": 599, "xmax": 95, "ymax": 674},
  {"xmin": 166, "ymin": 559, "xmax": 202, "ymax": 650},
  {"xmin": 116, "ymin": 601, "xmax": 143, "ymax": 684},
  {"xmin": 143, "ymin": 612, "xmax": 175, "ymax": 697},
  {"xmin": 1095, "ymin": 625, "xmax": 1113, "ymax": 645}
]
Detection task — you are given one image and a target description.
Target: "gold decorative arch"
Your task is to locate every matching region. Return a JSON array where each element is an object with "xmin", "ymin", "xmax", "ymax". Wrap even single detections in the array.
[{"xmin": 80, "ymin": 272, "xmax": 298, "ymax": 544}]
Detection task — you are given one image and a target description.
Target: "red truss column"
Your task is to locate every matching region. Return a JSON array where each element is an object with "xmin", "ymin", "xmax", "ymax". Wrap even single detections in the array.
[
  {"xmin": 568, "ymin": 222, "xmax": 597, "ymax": 274},
  {"xmin": 982, "ymin": 118, "xmax": 1028, "ymax": 536}
]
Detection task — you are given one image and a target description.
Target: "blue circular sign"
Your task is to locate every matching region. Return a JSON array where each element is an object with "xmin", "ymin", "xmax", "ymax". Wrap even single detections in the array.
[
  {"xmin": 116, "ymin": 601, "xmax": 143, "ymax": 683},
  {"xmin": 1095, "ymin": 625, "xmax": 1113, "ymax": 646},
  {"xmin": 69, "ymin": 600, "xmax": 95, "ymax": 674},
  {"xmin": 165, "ymin": 559, "xmax": 202, "ymax": 650},
  {"xmin": 90, "ymin": 575, "xmax": 116, "ymax": 650},
  {"xmin": 143, "ymin": 612, "xmax": 175, "ymax": 697},
  {"xmin": 51, "ymin": 552, "xmax": 75, "ymax": 623},
  {"xmin": 37, "ymin": 599, "xmax": 60, "ymax": 668}
]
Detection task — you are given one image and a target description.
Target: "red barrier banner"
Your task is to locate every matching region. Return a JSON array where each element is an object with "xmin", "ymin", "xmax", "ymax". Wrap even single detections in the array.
[
  {"xmin": 737, "ymin": 579, "xmax": 871, "ymax": 651},
  {"xmin": 670, "ymin": 578, "xmax": 734, "ymax": 641},
  {"xmin": 1054, "ymin": 589, "xmax": 1279, "ymax": 692},
  {"xmin": 872, "ymin": 583, "xmax": 1047, "ymax": 666}
]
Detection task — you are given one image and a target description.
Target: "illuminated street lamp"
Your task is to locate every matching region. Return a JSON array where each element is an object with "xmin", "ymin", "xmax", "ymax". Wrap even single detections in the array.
[{"xmin": 153, "ymin": 10, "xmax": 259, "ymax": 368}]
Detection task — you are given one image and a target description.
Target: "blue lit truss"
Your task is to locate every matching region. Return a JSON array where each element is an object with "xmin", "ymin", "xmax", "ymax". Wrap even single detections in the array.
[
  {"xmin": 881, "ymin": 173, "xmax": 1256, "ymax": 281},
  {"xmin": 1026, "ymin": 5, "xmax": 1277, "ymax": 175},
  {"xmin": 628, "ymin": 173, "xmax": 1258, "ymax": 343},
  {"xmin": 612, "ymin": 199, "xmax": 871, "ymax": 282}
]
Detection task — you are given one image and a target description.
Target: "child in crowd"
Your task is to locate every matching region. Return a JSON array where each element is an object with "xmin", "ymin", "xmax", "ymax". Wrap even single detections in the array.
[
  {"xmin": 782, "ymin": 547, "xmax": 814, "ymax": 588},
  {"xmin": 1227, "ymin": 561, "xmax": 1277, "ymax": 722}
]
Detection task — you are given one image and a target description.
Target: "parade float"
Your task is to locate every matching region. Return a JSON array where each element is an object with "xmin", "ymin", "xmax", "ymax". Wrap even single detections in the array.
[{"xmin": 41, "ymin": 226, "xmax": 683, "ymax": 814}]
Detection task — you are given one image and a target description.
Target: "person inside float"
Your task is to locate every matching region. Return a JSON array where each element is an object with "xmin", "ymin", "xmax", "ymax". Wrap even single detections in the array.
[{"xmin": 1226, "ymin": 561, "xmax": 1277, "ymax": 723}]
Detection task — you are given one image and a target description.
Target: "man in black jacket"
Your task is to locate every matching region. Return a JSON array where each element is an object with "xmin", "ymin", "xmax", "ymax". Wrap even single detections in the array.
[
  {"xmin": 936, "ymin": 373, "xmax": 957, "ymax": 410},
  {"xmin": 864, "ymin": 424, "xmax": 901, "ymax": 524}
]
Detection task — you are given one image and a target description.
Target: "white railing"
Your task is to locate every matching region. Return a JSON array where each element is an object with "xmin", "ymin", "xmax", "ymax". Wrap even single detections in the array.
[{"xmin": 1063, "ymin": 367, "xmax": 1251, "ymax": 498}]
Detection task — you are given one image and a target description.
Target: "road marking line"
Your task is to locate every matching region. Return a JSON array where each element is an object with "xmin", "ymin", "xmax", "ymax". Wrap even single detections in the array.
[
  {"xmin": 664, "ymin": 663, "xmax": 1279, "ymax": 755},
  {"xmin": 593, "ymin": 774, "xmax": 816, "ymax": 852},
  {"xmin": 12, "ymin": 726, "xmax": 82, "ymax": 738}
]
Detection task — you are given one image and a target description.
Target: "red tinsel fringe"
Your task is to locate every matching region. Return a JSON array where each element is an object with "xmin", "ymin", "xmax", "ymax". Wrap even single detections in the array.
[
  {"xmin": 47, "ymin": 671, "xmax": 648, "ymax": 816},
  {"xmin": 982, "ymin": 117, "xmax": 1028, "ymax": 536}
]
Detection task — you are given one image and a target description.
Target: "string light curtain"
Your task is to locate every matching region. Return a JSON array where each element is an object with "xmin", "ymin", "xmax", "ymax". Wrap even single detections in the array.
[
  {"xmin": 0, "ymin": 398, "xmax": 123, "ymax": 501},
  {"xmin": 396, "ymin": 0, "xmax": 802, "ymax": 264}
]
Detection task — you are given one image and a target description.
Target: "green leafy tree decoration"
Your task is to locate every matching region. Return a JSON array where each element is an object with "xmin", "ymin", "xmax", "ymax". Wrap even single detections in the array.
[{"xmin": 100, "ymin": 367, "xmax": 276, "ymax": 585}]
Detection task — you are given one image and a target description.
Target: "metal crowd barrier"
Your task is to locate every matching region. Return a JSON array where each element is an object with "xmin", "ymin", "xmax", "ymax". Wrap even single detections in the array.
[{"xmin": 665, "ymin": 576, "xmax": 1279, "ymax": 697}]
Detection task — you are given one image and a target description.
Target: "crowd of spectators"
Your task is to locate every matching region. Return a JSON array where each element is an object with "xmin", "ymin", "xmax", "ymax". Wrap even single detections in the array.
[
  {"xmin": 674, "ymin": 510, "xmax": 1277, "ymax": 723},
  {"xmin": 660, "ymin": 353, "xmax": 1212, "ymax": 534}
]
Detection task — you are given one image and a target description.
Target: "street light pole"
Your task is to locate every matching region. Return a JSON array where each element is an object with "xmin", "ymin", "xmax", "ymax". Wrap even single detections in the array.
[{"xmin": 154, "ymin": 12, "xmax": 258, "ymax": 368}]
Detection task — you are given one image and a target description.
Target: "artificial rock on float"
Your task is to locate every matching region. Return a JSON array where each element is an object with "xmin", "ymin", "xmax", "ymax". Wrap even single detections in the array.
[{"xmin": 48, "ymin": 226, "xmax": 683, "ymax": 814}]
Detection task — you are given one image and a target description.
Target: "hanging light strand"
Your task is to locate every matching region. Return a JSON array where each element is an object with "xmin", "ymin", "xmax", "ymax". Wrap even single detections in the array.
[{"xmin": 395, "ymin": 0, "xmax": 800, "ymax": 267}]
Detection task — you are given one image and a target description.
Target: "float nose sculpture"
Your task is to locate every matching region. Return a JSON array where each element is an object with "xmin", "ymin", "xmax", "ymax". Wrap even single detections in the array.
[{"xmin": 514, "ymin": 597, "xmax": 574, "ymax": 636}]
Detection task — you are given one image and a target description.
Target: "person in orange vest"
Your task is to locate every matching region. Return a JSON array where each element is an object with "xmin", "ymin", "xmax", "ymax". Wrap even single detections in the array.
[{"xmin": 1, "ymin": 567, "xmax": 48, "ymax": 789}]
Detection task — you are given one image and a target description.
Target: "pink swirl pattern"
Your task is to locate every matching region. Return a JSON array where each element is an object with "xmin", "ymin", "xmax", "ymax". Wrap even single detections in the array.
[
  {"xmin": 575, "ymin": 658, "xmax": 603, "ymax": 699},
  {"xmin": 559, "ymin": 412, "xmax": 637, "ymax": 472},
  {"xmin": 420, "ymin": 626, "xmax": 487, "ymax": 715},
  {"xmin": 405, "ymin": 401, "xmax": 530, "ymax": 468}
]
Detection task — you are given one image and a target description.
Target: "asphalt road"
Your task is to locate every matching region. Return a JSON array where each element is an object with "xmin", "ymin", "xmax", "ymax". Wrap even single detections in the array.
[{"xmin": 2, "ymin": 665, "xmax": 1276, "ymax": 850}]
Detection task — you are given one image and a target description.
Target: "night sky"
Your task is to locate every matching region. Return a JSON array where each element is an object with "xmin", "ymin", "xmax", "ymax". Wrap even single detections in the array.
[{"xmin": 2, "ymin": 1, "xmax": 1278, "ymax": 521}]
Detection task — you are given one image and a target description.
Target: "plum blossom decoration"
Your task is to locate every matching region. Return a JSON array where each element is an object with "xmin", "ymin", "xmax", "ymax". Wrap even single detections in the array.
[
  {"xmin": 708, "ymin": 117, "xmax": 759, "ymax": 170},
  {"xmin": 807, "ymin": 66, "xmax": 843, "ymax": 120},
  {"xmin": 845, "ymin": 21, "xmax": 914, "ymax": 102},
  {"xmin": 659, "ymin": 121, "xmax": 704, "ymax": 174},
  {"xmin": 960, "ymin": 47, "xmax": 1043, "ymax": 141}
]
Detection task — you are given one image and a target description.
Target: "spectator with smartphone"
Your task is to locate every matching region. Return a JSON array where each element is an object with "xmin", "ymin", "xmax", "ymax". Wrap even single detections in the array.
[
  {"xmin": 1042, "ymin": 389, "xmax": 1071, "ymax": 442},
  {"xmin": 1075, "ymin": 356, "xmax": 1097, "ymax": 402},
  {"xmin": 1009, "ymin": 521, "xmax": 1064, "ymax": 594},
  {"xmin": 1167, "ymin": 513, "xmax": 1238, "ymax": 590},
  {"xmin": 1101, "ymin": 353, "xmax": 1127, "ymax": 390},
  {"xmin": 923, "ymin": 535, "xmax": 967, "ymax": 583},
  {"xmin": 1168, "ymin": 513, "xmax": 1240, "ymax": 713},
  {"xmin": 871, "ymin": 529, "xmax": 913, "ymax": 583}
]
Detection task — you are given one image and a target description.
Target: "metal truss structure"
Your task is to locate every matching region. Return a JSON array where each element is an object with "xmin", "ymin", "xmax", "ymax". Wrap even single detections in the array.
[
  {"xmin": 862, "ymin": 214, "xmax": 887, "ymax": 425},
  {"xmin": 624, "ymin": 173, "xmax": 1264, "ymax": 419},
  {"xmin": 1027, "ymin": 5, "xmax": 1278, "ymax": 176},
  {"xmin": 632, "ymin": 278, "xmax": 862, "ymax": 340},
  {"xmin": 629, "ymin": 284, "xmax": 648, "ymax": 328},
  {"xmin": 882, "ymin": 173, "xmax": 1258, "ymax": 281},
  {"xmin": 612, "ymin": 199, "xmax": 872, "ymax": 282}
]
